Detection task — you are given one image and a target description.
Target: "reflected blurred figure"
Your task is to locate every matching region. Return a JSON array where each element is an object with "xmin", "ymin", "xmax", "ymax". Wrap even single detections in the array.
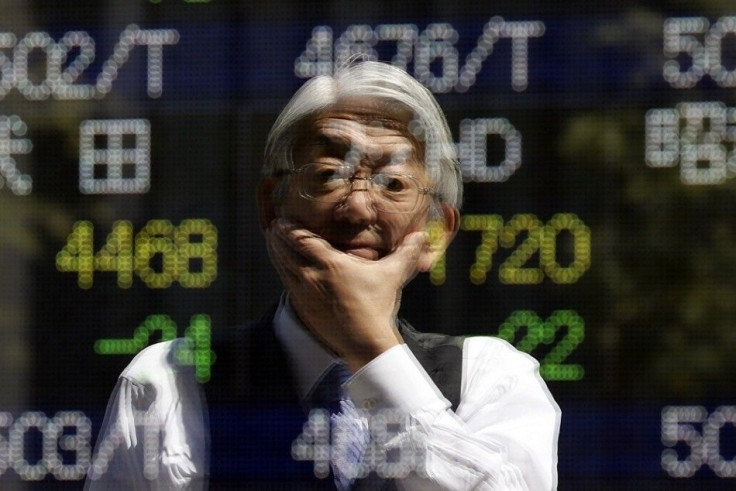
[{"xmin": 88, "ymin": 61, "xmax": 560, "ymax": 490}]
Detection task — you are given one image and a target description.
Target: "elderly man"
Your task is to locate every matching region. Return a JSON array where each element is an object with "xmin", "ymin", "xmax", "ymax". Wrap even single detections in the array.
[{"xmin": 87, "ymin": 61, "xmax": 560, "ymax": 490}]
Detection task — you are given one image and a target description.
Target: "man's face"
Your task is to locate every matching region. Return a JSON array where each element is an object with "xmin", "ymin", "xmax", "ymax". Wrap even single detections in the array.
[{"xmin": 276, "ymin": 99, "xmax": 433, "ymax": 261}]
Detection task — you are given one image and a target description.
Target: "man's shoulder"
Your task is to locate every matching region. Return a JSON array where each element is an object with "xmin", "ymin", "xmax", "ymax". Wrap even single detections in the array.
[
  {"xmin": 462, "ymin": 335, "xmax": 541, "ymax": 371},
  {"xmin": 399, "ymin": 320, "xmax": 465, "ymax": 350},
  {"xmin": 400, "ymin": 320, "xmax": 540, "ymax": 371}
]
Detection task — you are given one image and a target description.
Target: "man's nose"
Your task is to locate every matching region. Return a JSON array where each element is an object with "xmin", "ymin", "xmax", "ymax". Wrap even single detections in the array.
[{"xmin": 333, "ymin": 177, "xmax": 378, "ymax": 224}]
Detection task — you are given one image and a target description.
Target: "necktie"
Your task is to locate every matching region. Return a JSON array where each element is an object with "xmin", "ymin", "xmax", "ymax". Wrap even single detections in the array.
[
  {"xmin": 303, "ymin": 363, "xmax": 369, "ymax": 490},
  {"xmin": 303, "ymin": 362, "xmax": 350, "ymax": 414},
  {"xmin": 331, "ymin": 398, "xmax": 370, "ymax": 490}
]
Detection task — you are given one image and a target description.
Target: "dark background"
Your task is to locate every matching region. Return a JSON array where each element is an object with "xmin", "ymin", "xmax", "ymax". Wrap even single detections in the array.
[{"xmin": 1, "ymin": 1, "xmax": 735, "ymax": 488}]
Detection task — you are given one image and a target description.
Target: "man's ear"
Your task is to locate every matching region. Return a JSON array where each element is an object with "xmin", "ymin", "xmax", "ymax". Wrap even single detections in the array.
[
  {"xmin": 417, "ymin": 203, "xmax": 460, "ymax": 272},
  {"xmin": 256, "ymin": 177, "xmax": 280, "ymax": 230}
]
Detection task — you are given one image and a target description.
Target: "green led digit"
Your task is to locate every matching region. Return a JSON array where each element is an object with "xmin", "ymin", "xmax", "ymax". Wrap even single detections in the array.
[
  {"xmin": 497, "ymin": 310, "xmax": 545, "ymax": 353},
  {"xmin": 539, "ymin": 310, "xmax": 585, "ymax": 381},
  {"xmin": 497, "ymin": 310, "xmax": 585, "ymax": 381},
  {"xmin": 174, "ymin": 314, "xmax": 216, "ymax": 383},
  {"xmin": 94, "ymin": 314, "xmax": 177, "ymax": 355}
]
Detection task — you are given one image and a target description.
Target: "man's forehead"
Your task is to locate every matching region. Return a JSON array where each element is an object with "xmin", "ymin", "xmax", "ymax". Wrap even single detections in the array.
[
  {"xmin": 310, "ymin": 115, "xmax": 409, "ymax": 139},
  {"xmin": 309, "ymin": 98, "xmax": 415, "ymax": 134}
]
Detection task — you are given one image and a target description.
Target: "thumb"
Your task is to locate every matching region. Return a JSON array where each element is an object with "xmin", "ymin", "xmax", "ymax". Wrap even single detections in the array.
[{"xmin": 383, "ymin": 231, "xmax": 428, "ymax": 280}]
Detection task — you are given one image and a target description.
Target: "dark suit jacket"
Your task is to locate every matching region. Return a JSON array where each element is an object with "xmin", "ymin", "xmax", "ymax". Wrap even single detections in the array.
[{"xmin": 205, "ymin": 308, "xmax": 464, "ymax": 489}]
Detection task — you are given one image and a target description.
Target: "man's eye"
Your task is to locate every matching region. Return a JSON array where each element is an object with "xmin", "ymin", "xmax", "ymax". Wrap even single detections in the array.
[
  {"xmin": 310, "ymin": 165, "xmax": 350, "ymax": 184},
  {"xmin": 376, "ymin": 175, "xmax": 408, "ymax": 192},
  {"xmin": 316, "ymin": 169, "xmax": 340, "ymax": 182}
]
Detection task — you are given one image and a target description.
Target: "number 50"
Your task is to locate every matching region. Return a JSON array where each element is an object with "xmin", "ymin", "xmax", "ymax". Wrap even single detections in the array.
[{"xmin": 661, "ymin": 405, "xmax": 736, "ymax": 478}]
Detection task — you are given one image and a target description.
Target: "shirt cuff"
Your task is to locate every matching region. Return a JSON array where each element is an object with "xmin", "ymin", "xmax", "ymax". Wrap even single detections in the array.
[{"xmin": 344, "ymin": 344, "xmax": 451, "ymax": 414}]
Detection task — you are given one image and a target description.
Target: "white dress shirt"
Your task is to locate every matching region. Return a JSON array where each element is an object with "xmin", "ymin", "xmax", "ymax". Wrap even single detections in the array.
[{"xmin": 87, "ymin": 298, "xmax": 560, "ymax": 490}]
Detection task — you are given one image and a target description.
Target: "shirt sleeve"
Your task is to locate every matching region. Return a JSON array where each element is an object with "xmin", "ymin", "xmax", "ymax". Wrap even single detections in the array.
[
  {"xmin": 345, "ymin": 337, "xmax": 561, "ymax": 490},
  {"xmin": 84, "ymin": 340, "xmax": 207, "ymax": 490}
]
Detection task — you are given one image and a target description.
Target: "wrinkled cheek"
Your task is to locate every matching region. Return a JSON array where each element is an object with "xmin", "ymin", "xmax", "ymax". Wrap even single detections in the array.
[
  {"xmin": 384, "ymin": 219, "xmax": 420, "ymax": 251},
  {"xmin": 280, "ymin": 198, "xmax": 330, "ymax": 231}
]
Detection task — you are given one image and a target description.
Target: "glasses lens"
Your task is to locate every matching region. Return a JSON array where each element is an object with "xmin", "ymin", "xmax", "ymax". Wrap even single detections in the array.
[
  {"xmin": 298, "ymin": 164, "xmax": 423, "ymax": 213},
  {"xmin": 300, "ymin": 163, "xmax": 352, "ymax": 201},
  {"xmin": 371, "ymin": 173, "xmax": 419, "ymax": 213}
]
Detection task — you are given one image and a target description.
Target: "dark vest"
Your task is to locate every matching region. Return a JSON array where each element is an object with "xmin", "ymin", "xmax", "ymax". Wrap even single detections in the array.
[{"xmin": 204, "ymin": 309, "xmax": 463, "ymax": 490}]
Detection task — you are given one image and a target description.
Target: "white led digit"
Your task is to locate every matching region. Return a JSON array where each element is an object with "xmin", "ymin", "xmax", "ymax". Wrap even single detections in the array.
[
  {"xmin": 12, "ymin": 32, "xmax": 55, "ymax": 100},
  {"xmin": 0, "ymin": 114, "xmax": 33, "ymax": 195},
  {"xmin": 291, "ymin": 409, "xmax": 331, "ymax": 479},
  {"xmin": 645, "ymin": 108, "xmax": 679, "ymax": 167},
  {"xmin": 335, "ymin": 25, "xmax": 378, "ymax": 68},
  {"xmin": 677, "ymin": 102, "xmax": 728, "ymax": 185},
  {"xmin": 9, "ymin": 412, "xmax": 48, "ymax": 481},
  {"xmin": 44, "ymin": 411, "xmax": 92, "ymax": 481},
  {"xmin": 375, "ymin": 24, "xmax": 418, "ymax": 70},
  {"xmin": 458, "ymin": 118, "xmax": 522, "ymax": 182},
  {"xmin": 704, "ymin": 406, "xmax": 736, "ymax": 478},
  {"xmin": 727, "ymin": 107, "xmax": 736, "ymax": 177},
  {"xmin": 294, "ymin": 26, "xmax": 334, "ymax": 78},
  {"xmin": 414, "ymin": 23, "xmax": 459, "ymax": 93},
  {"xmin": 0, "ymin": 412, "xmax": 11, "ymax": 477},
  {"xmin": 661, "ymin": 405, "xmax": 707, "ymax": 478},
  {"xmin": 369, "ymin": 409, "xmax": 418, "ymax": 479},
  {"xmin": 79, "ymin": 119, "xmax": 151, "ymax": 194},
  {"xmin": 0, "ymin": 33, "xmax": 16, "ymax": 98},
  {"xmin": 663, "ymin": 17, "xmax": 709, "ymax": 89},
  {"xmin": 50, "ymin": 31, "xmax": 96, "ymax": 100},
  {"xmin": 705, "ymin": 17, "xmax": 736, "ymax": 87}
]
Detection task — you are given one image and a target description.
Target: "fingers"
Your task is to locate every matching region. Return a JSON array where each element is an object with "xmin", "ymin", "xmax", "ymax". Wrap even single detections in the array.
[
  {"xmin": 265, "ymin": 228, "xmax": 301, "ymax": 288},
  {"xmin": 269, "ymin": 218, "xmax": 342, "ymax": 265},
  {"xmin": 269, "ymin": 218, "xmax": 427, "ymax": 287}
]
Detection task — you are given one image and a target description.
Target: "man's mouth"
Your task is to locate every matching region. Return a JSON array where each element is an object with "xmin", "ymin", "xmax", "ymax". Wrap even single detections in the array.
[{"xmin": 332, "ymin": 242, "xmax": 382, "ymax": 260}]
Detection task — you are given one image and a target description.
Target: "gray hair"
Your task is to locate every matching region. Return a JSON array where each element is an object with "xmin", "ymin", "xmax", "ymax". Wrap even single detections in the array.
[{"xmin": 263, "ymin": 61, "xmax": 462, "ymax": 209}]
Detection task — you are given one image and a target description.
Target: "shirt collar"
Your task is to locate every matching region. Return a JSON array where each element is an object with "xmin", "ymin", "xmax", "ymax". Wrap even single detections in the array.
[{"xmin": 273, "ymin": 292, "xmax": 342, "ymax": 401}]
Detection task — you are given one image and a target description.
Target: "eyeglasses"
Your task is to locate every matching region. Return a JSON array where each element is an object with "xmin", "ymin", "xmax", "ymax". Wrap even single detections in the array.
[{"xmin": 287, "ymin": 163, "xmax": 434, "ymax": 214}]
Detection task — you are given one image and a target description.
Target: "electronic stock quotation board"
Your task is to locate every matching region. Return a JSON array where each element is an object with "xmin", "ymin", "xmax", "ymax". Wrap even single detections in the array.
[{"xmin": 1, "ymin": 1, "xmax": 735, "ymax": 488}]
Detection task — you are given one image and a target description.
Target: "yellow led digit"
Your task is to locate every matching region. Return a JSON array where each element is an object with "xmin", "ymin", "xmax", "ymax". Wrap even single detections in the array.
[
  {"xmin": 94, "ymin": 220, "xmax": 134, "ymax": 288},
  {"xmin": 427, "ymin": 220, "xmax": 448, "ymax": 285},
  {"xmin": 541, "ymin": 213, "xmax": 591, "ymax": 284},
  {"xmin": 461, "ymin": 214, "xmax": 504, "ymax": 285},
  {"xmin": 135, "ymin": 220, "xmax": 177, "ymax": 288},
  {"xmin": 55, "ymin": 221, "xmax": 94, "ymax": 289},
  {"xmin": 174, "ymin": 219, "xmax": 218, "ymax": 288},
  {"xmin": 498, "ymin": 214, "xmax": 544, "ymax": 284}
]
